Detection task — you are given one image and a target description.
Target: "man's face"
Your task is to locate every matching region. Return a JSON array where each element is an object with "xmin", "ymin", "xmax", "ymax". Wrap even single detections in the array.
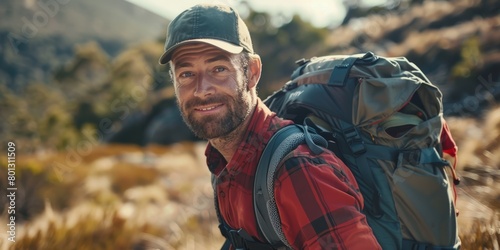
[{"xmin": 171, "ymin": 43, "xmax": 253, "ymax": 140}]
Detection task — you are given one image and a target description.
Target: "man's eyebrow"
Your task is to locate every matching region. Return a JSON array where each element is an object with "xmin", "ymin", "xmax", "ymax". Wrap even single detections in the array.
[
  {"xmin": 206, "ymin": 54, "xmax": 231, "ymax": 64},
  {"xmin": 174, "ymin": 61, "xmax": 192, "ymax": 69}
]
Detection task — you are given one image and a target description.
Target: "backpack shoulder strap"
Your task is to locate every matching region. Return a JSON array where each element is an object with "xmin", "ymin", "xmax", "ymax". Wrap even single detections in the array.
[
  {"xmin": 253, "ymin": 121, "xmax": 327, "ymax": 248},
  {"xmin": 214, "ymin": 175, "xmax": 275, "ymax": 250}
]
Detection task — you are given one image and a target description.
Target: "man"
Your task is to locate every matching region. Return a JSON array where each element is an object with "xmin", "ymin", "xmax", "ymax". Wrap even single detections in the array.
[{"xmin": 159, "ymin": 4, "xmax": 381, "ymax": 249}]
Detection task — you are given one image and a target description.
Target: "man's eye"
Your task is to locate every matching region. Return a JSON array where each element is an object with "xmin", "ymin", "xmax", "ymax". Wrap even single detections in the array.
[
  {"xmin": 214, "ymin": 67, "xmax": 227, "ymax": 73},
  {"xmin": 179, "ymin": 71, "xmax": 194, "ymax": 78}
]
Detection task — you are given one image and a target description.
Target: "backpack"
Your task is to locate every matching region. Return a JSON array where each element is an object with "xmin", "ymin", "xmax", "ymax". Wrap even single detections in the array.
[{"xmin": 214, "ymin": 51, "xmax": 461, "ymax": 250}]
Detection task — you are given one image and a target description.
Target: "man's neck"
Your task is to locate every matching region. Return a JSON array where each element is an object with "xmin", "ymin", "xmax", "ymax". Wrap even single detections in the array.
[{"xmin": 208, "ymin": 104, "xmax": 257, "ymax": 163}]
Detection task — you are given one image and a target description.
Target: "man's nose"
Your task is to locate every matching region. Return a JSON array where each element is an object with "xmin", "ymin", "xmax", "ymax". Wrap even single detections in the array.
[{"xmin": 194, "ymin": 75, "xmax": 215, "ymax": 98}]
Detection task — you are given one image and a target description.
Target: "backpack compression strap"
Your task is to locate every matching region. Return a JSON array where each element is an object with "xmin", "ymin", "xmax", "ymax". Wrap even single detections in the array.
[
  {"xmin": 213, "ymin": 175, "xmax": 277, "ymax": 250},
  {"xmin": 253, "ymin": 121, "xmax": 327, "ymax": 248}
]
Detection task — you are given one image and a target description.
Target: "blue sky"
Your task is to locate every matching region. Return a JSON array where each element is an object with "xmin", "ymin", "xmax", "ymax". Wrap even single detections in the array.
[{"xmin": 125, "ymin": 0, "xmax": 387, "ymax": 28}]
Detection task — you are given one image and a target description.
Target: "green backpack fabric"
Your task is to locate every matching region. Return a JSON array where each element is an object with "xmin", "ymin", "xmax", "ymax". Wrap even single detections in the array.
[{"xmin": 256, "ymin": 51, "xmax": 461, "ymax": 249}]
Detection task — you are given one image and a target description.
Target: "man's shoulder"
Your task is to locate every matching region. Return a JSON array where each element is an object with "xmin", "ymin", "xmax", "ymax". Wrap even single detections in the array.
[
  {"xmin": 267, "ymin": 114, "xmax": 294, "ymax": 132},
  {"xmin": 274, "ymin": 144, "xmax": 359, "ymax": 191},
  {"xmin": 276, "ymin": 144, "xmax": 345, "ymax": 172}
]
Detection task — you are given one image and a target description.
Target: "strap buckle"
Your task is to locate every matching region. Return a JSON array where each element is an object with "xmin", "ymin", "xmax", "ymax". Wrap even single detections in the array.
[
  {"xmin": 228, "ymin": 229, "xmax": 256, "ymax": 250},
  {"xmin": 228, "ymin": 229, "xmax": 247, "ymax": 250},
  {"xmin": 343, "ymin": 127, "xmax": 366, "ymax": 155}
]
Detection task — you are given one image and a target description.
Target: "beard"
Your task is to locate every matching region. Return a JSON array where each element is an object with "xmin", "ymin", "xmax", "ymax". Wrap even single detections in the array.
[{"xmin": 178, "ymin": 87, "xmax": 252, "ymax": 140}]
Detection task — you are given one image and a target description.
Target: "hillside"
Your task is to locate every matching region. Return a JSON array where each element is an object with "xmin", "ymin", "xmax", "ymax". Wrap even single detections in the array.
[
  {"xmin": 0, "ymin": 0, "xmax": 167, "ymax": 90},
  {"xmin": 321, "ymin": 0, "xmax": 500, "ymax": 111},
  {"xmin": 249, "ymin": 0, "xmax": 500, "ymax": 113}
]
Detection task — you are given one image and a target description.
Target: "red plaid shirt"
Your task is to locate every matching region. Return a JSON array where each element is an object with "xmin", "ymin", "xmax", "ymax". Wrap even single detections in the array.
[{"xmin": 207, "ymin": 100, "xmax": 381, "ymax": 249}]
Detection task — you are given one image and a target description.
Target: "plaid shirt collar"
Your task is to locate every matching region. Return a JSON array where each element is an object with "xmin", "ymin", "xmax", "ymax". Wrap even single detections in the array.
[{"xmin": 205, "ymin": 99, "xmax": 292, "ymax": 176}]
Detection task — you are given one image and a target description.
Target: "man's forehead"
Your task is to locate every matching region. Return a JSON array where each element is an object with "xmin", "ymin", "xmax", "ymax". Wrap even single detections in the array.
[{"xmin": 171, "ymin": 43, "xmax": 235, "ymax": 64}]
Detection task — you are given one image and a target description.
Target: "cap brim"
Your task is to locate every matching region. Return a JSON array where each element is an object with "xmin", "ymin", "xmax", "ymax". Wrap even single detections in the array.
[{"xmin": 158, "ymin": 39, "xmax": 244, "ymax": 65}]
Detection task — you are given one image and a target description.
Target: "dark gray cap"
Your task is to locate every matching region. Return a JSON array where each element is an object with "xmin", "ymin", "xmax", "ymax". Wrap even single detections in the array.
[{"xmin": 158, "ymin": 4, "xmax": 254, "ymax": 64}]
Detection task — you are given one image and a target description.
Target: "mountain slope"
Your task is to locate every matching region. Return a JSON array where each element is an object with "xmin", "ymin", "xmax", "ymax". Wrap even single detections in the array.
[
  {"xmin": 317, "ymin": 0, "xmax": 500, "ymax": 113},
  {"xmin": 0, "ymin": 0, "xmax": 168, "ymax": 89}
]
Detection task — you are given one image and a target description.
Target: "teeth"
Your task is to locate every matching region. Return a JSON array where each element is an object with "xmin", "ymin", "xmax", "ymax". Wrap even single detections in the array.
[{"xmin": 200, "ymin": 106, "xmax": 216, "ymax": 111}]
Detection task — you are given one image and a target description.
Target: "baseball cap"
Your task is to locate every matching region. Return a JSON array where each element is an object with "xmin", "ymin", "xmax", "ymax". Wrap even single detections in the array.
[{"xmin": 158, "ymin": 4, "xmax": 254, "ymax": 64}]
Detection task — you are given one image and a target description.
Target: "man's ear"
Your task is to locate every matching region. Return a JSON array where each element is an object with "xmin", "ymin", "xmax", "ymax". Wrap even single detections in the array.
[{"xmin": 247, "ymin": 54, "xmax": 262, "ymax": 90}]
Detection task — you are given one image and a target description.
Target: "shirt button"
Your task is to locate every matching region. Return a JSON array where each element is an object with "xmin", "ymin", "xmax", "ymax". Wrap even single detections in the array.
[{"xmin": 219, "ymin": 191, "xmax": 226, "ymax": 198}]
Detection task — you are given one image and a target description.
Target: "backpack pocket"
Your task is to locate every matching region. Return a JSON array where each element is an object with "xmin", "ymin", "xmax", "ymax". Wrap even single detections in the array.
[{"xmin": 391, "ymin": 149, "xmax": 459, "ymax": 246}]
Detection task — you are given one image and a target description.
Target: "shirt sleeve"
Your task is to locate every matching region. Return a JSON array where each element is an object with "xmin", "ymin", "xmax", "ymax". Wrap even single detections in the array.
[{"xmin": 274, "ymin": 145, "xmax": 381, "ymax": 250}]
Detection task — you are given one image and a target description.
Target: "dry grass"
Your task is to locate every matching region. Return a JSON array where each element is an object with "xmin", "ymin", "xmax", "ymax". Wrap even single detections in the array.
[
  {"xmin": 1, "ymin": 107, "xmax": 500, "ymax": 249},
  {"xmin": 446, "ymin": 106, "xmax": 500, "ymax": 249},
  {"xmin": 460, "ymin": 215, "xmax": 500, "ymax": 250},
  {"xmin": 10, "ymin": 208, "xmax": 162, "ymax": 250},
  {"xmin": 0, "ymin": 141, "xmax": 223, "ymax": 250}
]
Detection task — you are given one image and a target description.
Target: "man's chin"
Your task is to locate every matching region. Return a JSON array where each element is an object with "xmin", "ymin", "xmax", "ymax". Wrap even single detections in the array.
[
  {"xmin": 193, "ymin": 128, "xmax": 226, "ymax": 140},
  {"xmin": 188, "ymin": 120, "xmax": 228, "ymax": 140}
]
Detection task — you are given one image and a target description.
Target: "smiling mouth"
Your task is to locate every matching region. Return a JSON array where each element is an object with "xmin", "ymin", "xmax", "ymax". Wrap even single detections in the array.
[{"xmin": 194, "ymin": 104, "xmax": 223, "ymax": 112}]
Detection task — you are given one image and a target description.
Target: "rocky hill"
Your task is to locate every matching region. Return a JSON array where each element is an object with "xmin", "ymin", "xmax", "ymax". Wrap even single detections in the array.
[
  {"xmin": 319, "ymin": 0, "xmax": 500, "ymax": 114},
  {"xmin": 0, "ymin": 0, "xmax": 167, "ymax": 90},
  {"xmin": 248, "ymin": 0, "xmax": 500, "ymax": 114}
]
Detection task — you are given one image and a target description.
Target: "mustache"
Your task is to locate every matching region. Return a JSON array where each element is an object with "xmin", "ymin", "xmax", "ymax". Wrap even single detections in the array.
[{"xmin": 184, "ymin": 95, "xmax": 228, "ymax": 109}]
